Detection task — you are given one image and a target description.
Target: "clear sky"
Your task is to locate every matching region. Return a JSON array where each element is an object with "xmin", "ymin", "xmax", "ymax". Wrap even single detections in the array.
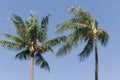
[{"xmin": 0, "ymin": 0, "xmax": 120, "ymax": 80}]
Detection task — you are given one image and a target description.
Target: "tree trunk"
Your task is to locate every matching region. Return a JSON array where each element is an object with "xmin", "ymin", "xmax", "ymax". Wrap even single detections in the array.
[
  {"xmin": 30, "ymin": 52, "xmax": 34, "ymax": 80},
  {"xmin": 93, "ymin": 29, "xmax": 98, "ymax": 80}
]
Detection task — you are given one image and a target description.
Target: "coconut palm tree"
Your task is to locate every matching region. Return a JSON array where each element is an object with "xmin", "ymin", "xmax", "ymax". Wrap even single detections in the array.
[
  {"xmin": 0, "ymin": 12, "xmax": 66, "ymax": 80},
  {"xmin": 56, "ymin": 6, "xmax": 109, "ymax": 80}
]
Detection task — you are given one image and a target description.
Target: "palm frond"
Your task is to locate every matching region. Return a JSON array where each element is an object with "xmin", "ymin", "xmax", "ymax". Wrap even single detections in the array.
[
  {"xmin": 56, "ymin": 20, "xmax": 77, "ymax": 33},
  {"xmin": 40, "ymin": 14, "xmax": 50, "ymax": 29},
  {"xmin": 25, "ymin": 13, "xmax": 38, "ymax": 42},
  {"xmin": 68, "ymin": 6, "xmax": 84, "ymax": 16},
  {"xmin": 56, "ymin": 19, "xmax": 88, "ymax": 33},
  {"xmin": 56, "ymin": 7, "xmax": 91, "ymax": 34},
  {"xmin": 2, "ymin": 33, "xmax": 24, "ymax": 43},
  {"xmin": 56, "ymin": 43, "xmax": 72, "ymax": 56},
  {"xmin": 97, "ymin": 29, "xmax": 109, "ymax": 46},
  {"xmin": 68, "ymin": 6, "xmax": 92, "ymax": 25},
  {"xmin": 35, "ymin": 52, "xmax": 50, "ymax": 71},
  {"xmin": 0, "ymin": 40, "xmax": 25, "ymax": 50},
  {"xmin": 56, "ymin": 27, "xmax": 91, "ymax": 57},
  {"xmin": 67, "ymin": 29, "xmax": 83, "ymax": 47},
  {"xmin": 78, "ymin": 38, "xmax": 93, "ymax": 61},
  {"xmin": 37, "ymin": 14, "xmax": 51, "ymax": 42},
  {"xmin": 43, "ymin": 36, "xmax": 67, "ymax": 47},
  {"xmin": 15, "ymin": 50, "xmax": 30, "ymax": 60},
  {"xmin": 10, "ymin": 14, "xmax": 26, "ymax": 37},
  {"xmin": 37, "ymin": 45, "xmax": 54, "ymax": 54}
]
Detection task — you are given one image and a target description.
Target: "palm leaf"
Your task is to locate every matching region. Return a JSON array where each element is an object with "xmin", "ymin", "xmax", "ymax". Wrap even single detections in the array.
[
  {"xmin": 10, "ymin": 14, "xmax": 26, "ymax": 37},
  {"xmin": 78, "ymin": 38, "xmax": 93, "ymax": 61},
  {"xmin": 37, "ymin": 14, "xmax": 51, "ymax": 42},
  {"xmin": 25, "ymin": 13, "xmax": 38, "ymax": 42},
  {"xmin": 15, "ymin": 50, "xmax": 30, "ymax": 60},
  {"xmin": 56, "ymin": 43, "xmax": 72, "ymax": 56},
  {"xmin": 68, "ymin": 6, "xmax": 92, "ymax": 25},
  {"xmin": 2, "ymin": 33, "xmax": 24, "ymax": 43},
  {"xmin": 56, "ymin": 20, "xmax": 76, "ymax": 33},
  {"xmin": 56, "ymin": 14, "xmax": 90, "ymax": 34},
  {"xmin": 97, "ymin": 29, "xmax": 109, "ymax": 46},
  {"xmin": 35, "ymin": 52, "xmax": 50, "ymax": 71},
  {"xmin": 43, "ymin": 36, "xmax": 67, "ymax": 47},
  {"xmin": 67, "ymin": 29, "xmax": 83, "ymax": 47},
  {"xmin": 0, "ymin": 40, "xmax": 25, "ymax": 50},
  {"xmin": 39, "ymin": 45, "xmax": 54, "ymax": 53}
]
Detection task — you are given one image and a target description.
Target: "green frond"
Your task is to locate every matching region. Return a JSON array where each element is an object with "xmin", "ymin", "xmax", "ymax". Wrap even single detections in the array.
[
  {"xmin": 43, "ymin": 36, "xmax": 67, "ymax": 47},
  {"xmin": 15, "ymin": 50, "xmax": 30, "ymax": 60},
  {"xmin": 2, "ymin": 33, "xmax": 24, "ymax": 43},
  {"xmin": 41, "ymin": 14, "xmax": 50, "ymax": 29},
  {"xmin": 28, "ymin": 24, "xmax": 37, "ymax": 42},
  {"xmin": 56, "ymin": 6, "xmax": 92, "ymax": 34},
  {"xmin": 25, "ymin": 13, "xmax": 50, "ymax": 42},
  {"xmin": 56, "ymin": 43, "xmax": 72, "ymax": 56},
  {"xmin": 97, "ymin": 29, "xmax": 109, "ymax": 46},
  {"xmin": 67, "ymin": 30, "xmax": 81, "ymax": 48},
  {"xmin": 68, "ymin": 6, "xmax": 92, "ymax": 25},
  {"xmin": 68, "ymin": 6, "xmax": 84, "ymax": 16},
  {"xmin": 56, "ymin": 20, "xmax": 76, "ymax": 33},
  {"xmin": 37, "ymin": 26, "xmax": 47, "ymax": 42},
  {"xmin": 56, "ymin": 19, "xmax": 88, "ymax": 34},
  {"xmin": 35, "ymin": 52, "xmax": 50, "ymax": 71},
  {"xmin": 37, "ymin": 14, "xmax": 51, "ymax": 42},
  {"xmin": 72, "ymin": 19, "xmax": 88, "ymax": 29},
  {"xmin": 78, "ymin": 38, "xmax": 93, "ymax": 61},
  {"xmin": 0, "ymin": 40, "xmax": 25, "ymax": 50},
  {"xmin": 39, "ymin": 45, "xmax": 54, "ymax": 53},
  {"xmin": 10, "ymin": 14, "xmax": 26, "ymax": 37},
  {"xmin": 56, "ymin": 27, "xmax": 91, "ymax": 57},
  {"xmin": 25, "ymin": 14, "xmax": 38, "ymax": 42}
]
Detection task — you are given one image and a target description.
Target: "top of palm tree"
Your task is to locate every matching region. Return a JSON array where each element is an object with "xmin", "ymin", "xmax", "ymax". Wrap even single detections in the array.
[
  {"xmin": 56, "ymin": 6, "xmax": 109, "ymax": 60},
  {"xmin": 0, "ymin": 12, "xmax": 67, "ymax": 71}
]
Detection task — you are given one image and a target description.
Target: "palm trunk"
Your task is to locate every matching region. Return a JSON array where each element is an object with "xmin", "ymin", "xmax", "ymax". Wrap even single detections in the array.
[
  {"xmin": 93, "ymin": 29, "xmax": 98, "ymax": 80},
  {"xmin": 30, "ymin": 52, "xmax": 34, "ymax": 80}
]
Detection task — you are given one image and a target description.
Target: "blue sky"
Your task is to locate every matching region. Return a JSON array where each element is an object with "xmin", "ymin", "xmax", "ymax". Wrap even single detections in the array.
[{"xmin": 0, "ymin": 0, "xmax": 120, "ymax": 80}]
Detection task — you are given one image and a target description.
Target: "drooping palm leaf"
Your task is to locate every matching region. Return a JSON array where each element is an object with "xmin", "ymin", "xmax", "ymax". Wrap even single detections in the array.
[
  {"xmin": 56, "ymin": 43, "xmax": 73, "ymax": 56},
  {"xmin": 35, "ymin": 52, "xmax": 50, "ymax": 71},
  {"xmin": 67, "ymin": 29, "xmax": 83, "ymax": 47},
  {"xmin": 97, "ymin": 29, "xmax": 109, "ymax": 46},
  {"xmin": 78, "ymin": 38, "xmax": 93, "ymax": 61},
  {"xmin": 15, "ymin": 50, "xmax": 30, "ymax": 60}
]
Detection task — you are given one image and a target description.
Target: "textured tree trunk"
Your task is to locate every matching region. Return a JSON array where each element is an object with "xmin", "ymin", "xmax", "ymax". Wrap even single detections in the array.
[
  {"xmin": 93, "ymin": 29, "xmax": 98, "ymax": 80},
  {"xmin": 30, "ymin": 52, "xmax": 34, "ymax": 80}
]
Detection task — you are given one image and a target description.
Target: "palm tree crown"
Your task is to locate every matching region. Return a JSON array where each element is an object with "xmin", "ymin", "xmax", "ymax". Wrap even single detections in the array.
[
  {"xmin": 0, "ymin": 12, "xmax": 66, "ymax": 80},
  {"xmin": 56, "ymin": 6, "xmax": 109, "ymax": 58}
]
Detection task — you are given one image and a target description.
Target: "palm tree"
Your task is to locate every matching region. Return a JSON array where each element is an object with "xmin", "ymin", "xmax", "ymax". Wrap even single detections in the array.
[
  {"xmin": 56, "ymin": 6, "xmax": 109, "ymax": 80},
  {"xmin": 0, "ymin": 12, "xmax": 66, "ymax": 80}
]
